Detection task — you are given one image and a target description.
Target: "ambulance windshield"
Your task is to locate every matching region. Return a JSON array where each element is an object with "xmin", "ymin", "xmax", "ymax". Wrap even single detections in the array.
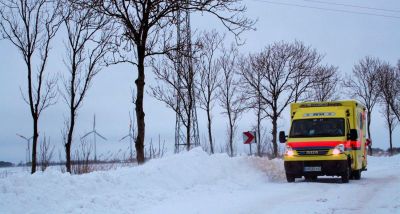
[{"xmin": 289, "ymin": 118, "xmax": 345, "ymax": 138}]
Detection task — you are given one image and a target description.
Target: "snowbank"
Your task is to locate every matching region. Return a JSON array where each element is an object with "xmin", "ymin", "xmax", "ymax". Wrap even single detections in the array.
[
  {"xmin": 0, "ymin": 148, "xmax": 284, "ymax": 214},
  {"xmin": 1, "ymin": 150, "xmax": 399, "ymax": 214}
]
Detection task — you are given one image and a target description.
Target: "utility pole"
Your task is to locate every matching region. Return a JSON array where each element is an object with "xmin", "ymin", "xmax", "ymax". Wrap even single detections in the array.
[{"xmin": 174, "ymin": 0, "xmax": 200, "ymax": 153}]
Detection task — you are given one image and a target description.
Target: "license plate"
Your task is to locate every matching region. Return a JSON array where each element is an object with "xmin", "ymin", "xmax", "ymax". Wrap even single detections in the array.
[{"xmin": 304, "ymin": 166, "xmax": 321, "ymax": 172}]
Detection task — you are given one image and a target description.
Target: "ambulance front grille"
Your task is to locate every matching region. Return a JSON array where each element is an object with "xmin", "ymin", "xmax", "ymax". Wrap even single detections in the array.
[{"xmin": 296, "ymin": 148, "xmax": 330, "ymax": 155}]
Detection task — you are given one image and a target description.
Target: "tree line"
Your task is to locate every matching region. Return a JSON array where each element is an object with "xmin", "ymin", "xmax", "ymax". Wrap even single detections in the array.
[
  {"xmin": 0, "ymin": 0, "xmax": 254, "ymax": 174},
  {"xmin": 1, "ymin": 0, "xmax": 398, "ymax": 175},
  {"xmin": 344, "ymin": 57, "xmax": 400, "ymax": 156}
]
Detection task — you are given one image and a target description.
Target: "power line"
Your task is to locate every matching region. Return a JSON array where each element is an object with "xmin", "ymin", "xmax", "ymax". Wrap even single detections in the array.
[
  {"xmin": 252, "ymin": 0, "xmax": 400, "ymax": 20},
  {"xmin": 303, "ymin": 0, "xmax": 400, "ymax": 14}
]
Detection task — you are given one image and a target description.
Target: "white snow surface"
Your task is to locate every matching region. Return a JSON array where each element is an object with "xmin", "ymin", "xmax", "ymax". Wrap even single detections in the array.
[{"xmin": 1, "ymin": 148, "xmax": 399, "ymax": 214}]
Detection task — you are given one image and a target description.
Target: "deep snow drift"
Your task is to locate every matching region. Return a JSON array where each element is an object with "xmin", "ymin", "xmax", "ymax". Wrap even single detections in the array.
[{"xmin": 1, "ymin": 148, "xmax": 399, "ymax": 214}]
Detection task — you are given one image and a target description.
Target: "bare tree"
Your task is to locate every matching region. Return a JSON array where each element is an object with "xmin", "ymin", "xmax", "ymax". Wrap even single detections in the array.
[
  {"xmin": 378, "ymin": 62, "xmax": 399, "ymax": 156},
  {"xmin": 60, "ymin": 2, "xmax": 114, "ymax": 173},
  {"xmin": 381, "ymin": 103, "xmax": 398, "ymax": 156},
  {"xmin": 0, "ymin": 0, "xmax": 62, "ymax": 173},
  {"xmin": 145, "ymin": 135, "xmax": 167, "ymax": 159},
  {"xmin": 290, "ymin": 43, "xmax": 322, "ymax": 102},
  {"xmin": 72, "ymin": 140, "xmax": 93, "ymax": 174},
  {"xmin": 386, "ymin": 59, "xmax": 400, "ymax": 121},
  {"xmin": 237, "ymin": 54, "xmax": 267, "ymax": 157},
  {"xmin": 73, "ymin": 0, "xmax": 254, "ymax": 163},
  {"xmin": 196, "ymin": 30, "xmax": 224, "ymax": 154},
  {"xmin": 240, "ymin": 41, "xmax": 321, "ymax": 158},
  {"xmin": 308, "ymin": 65, "xmax": 340, "ymax": 101},
  {"xmin": 343, "ymin": 56, "xmax": 381, "ymax": 155},
  {"xmin": 39, "ymin": 134, "xmax": 54, "ymax": 171},
  {"xmin": 219, "ymin": 44, "xmax": 244, "ymax": 157}
]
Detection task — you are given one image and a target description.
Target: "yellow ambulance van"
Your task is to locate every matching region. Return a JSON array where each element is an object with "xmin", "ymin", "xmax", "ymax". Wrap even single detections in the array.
[{"xmin": 279, "ymin": 100, "xmax": 371, "ymax": 183}]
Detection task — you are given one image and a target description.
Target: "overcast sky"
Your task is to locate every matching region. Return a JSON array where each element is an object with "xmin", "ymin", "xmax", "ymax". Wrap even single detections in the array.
[{"xmin": 1, "ymin": 0, "xmax": 399, "ymax": 163}]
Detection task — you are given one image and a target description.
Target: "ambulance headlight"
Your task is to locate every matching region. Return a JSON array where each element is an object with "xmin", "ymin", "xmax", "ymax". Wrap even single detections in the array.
[
  {"xmin": 285, "ymin": 145, "xmax": 294, "ymax": 157},
  {"xmin": 332, "ymin": 144, "xmax": 345, "ymax": 155}
]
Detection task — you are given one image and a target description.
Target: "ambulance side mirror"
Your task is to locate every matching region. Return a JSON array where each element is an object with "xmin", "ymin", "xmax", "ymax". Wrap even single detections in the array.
[
  {"xmin": 348, "ymin": 129, "xmax": 358, "ymax": 141},
  {"xmin": 279, "ymin": 131, "xmax": 287, "ymax": 143}
]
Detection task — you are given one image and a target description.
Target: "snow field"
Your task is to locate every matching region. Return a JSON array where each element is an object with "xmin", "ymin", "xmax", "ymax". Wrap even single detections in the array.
[
  {"xmin": 1, "ymin": 149, "xmax": 399, "ymax": 214},
  {"xmin": 0, "ymin": 148, "xmax": 283, "ymax": 214}
]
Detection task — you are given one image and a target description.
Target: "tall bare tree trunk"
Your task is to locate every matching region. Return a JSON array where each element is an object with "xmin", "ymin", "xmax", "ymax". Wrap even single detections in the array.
[
  {"xmin": 186, "ymin": 109, "xmax": 192, "ymax": 151},
  {"xmin": 389, "ymin": 125, "xmax": 393, "ymax": 156},
  {"xmin": 256, "ymin": 115, "xmax": 261, "ymax": 157},
  {"xmin": 28, "ymin": 60, "xmax": 39, "ymax": 173},
  {"xmin": 271, "ymin": 115, "xmax": 278, "ymax": 158},
  {"xmin": 229, "ymin": 117, "xmax": 234, "ymax": 157},
  {"xmin": 32, "ymin": 117, "xmax": 39, "ymax": 173},
  {"xmin": 65, "ymin": 60, "xmax": 76, "ymax": 173},
  {"xmin": 386, "ymin": 104, "xmax": 394, "ymax": 156},
  {"xmin": 207, "ymin": 108, "xmax": 214, "ymax": 154},
  {"xmin": 65, "ymin": 110, "xmax": 75, "ymax": 173},
  {"xmin": 256, "ymin": 96, "xmax": 262, "ymax": 157},
  {"xmin": 135, "ymin": 47, "xmax": 146, "ymax": 164}
]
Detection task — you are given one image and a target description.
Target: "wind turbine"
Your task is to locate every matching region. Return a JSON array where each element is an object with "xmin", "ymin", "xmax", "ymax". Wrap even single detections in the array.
[
  {"xmin": 16, "ymin": 133, "xmax": 33, "ymax": 164},
  {"xmin": 81, "ymin": 114, "xmax": 107, "ymax": 162},
  {"xmin": 119, "ymin": 112, "xmax": 135, "ymax": 161}
]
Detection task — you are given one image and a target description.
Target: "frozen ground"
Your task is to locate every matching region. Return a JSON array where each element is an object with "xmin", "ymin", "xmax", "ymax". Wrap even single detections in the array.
[{"xmin": 1, "ymin": 148, "xmax": 399, "ymax": 214}]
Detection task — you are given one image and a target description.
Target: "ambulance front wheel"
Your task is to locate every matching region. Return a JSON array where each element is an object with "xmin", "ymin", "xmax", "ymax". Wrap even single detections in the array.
[{"xmin": 341, "ymin": 164, "xmax": 350, "ymax": 183}]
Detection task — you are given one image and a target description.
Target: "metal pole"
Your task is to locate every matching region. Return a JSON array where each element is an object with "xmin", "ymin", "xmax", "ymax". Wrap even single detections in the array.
[{"xmin": 249, "ymin": 143, "xmax": 252, "ymax": 156}]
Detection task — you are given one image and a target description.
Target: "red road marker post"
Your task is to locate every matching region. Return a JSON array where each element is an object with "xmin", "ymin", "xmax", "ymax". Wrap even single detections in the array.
[{"xmin": 243, "ymin": 131, "xmax": 256, "ymax": 155}]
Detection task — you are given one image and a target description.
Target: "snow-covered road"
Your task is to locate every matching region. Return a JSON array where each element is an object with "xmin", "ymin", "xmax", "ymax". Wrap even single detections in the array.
[{"xmin": 1, "ymin": 149, "xmax": 399, "ymax": 214}]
